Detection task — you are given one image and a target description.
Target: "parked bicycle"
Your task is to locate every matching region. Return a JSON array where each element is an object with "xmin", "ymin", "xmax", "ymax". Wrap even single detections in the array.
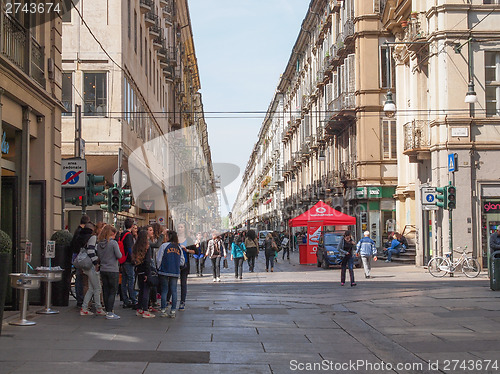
[{"xmin": 428, "ymin": 246, "xmax": 481, "ymax": 278}]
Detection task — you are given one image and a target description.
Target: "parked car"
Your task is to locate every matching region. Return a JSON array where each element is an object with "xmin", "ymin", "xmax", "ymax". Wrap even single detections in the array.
[
  {"xmin": 316, "ymin": 232, "xmax": 362, "ymax": 269},
  {"xmin": 258, "ymin": 230, "xmax": 273, "ymax": 249}
]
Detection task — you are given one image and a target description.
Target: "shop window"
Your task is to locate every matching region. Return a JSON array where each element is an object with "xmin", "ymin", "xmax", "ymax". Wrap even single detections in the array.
[
  {"xmin": 83, "ymin": 72, "xmax": 107, "ymax": 116},
  {"xmin": 62, "ymin": 72, "xmax": 73, "ymax": 116},
  {"xmin": 382, "ymin": 119, "xmax": 397, "ymax": 159},
  {"xmin": 485, "ymin": 51, "xmax": 500, "ymax": 117}
]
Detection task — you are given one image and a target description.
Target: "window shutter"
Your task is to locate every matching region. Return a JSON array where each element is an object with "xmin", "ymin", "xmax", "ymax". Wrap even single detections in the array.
[
  {"xmin": 348, "ymin": 54, "xmax": 355, "ymax": 93},
  {"xmin": 326, "ymin": 83, "xmax": 333, "ymax": 104},
  {"xmin": 333, "ymin": 72, "xmax": 338, "ymax": 100},
  {"xmin": 304, "ymin": 114, "xmax": 311, "ymax": 138}
]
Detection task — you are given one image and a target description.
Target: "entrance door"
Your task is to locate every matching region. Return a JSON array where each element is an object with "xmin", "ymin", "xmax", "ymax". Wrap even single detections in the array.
[{"xmin": 1, "ymin": 176, "xmax": 18, "ymax": 309}]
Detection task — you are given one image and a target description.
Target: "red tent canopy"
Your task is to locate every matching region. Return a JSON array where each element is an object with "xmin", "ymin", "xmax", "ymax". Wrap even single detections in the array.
[{"xmin": 288, "ymin": 201, "xmax": 356, "ymax": 227}]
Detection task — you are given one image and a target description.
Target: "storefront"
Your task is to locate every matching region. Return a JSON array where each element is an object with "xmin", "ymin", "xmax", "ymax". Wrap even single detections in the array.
[{"xmin": 481, "ymin": 197, "xmax": 500, "ymax": 268}]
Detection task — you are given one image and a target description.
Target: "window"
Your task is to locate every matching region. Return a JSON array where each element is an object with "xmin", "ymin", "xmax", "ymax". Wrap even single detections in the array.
[
  {"xmin": 134, "ymin": 12, "xmax": 138, "ymax": 53},
  {"xmin": 380, "ymin": 46, "xmax": 395, "ymax": 88},
  {"xmin": 149, "ymin": 49, "xmax": 152, "ymax": 85},
  {"xmin": 127, "ymin": 0, "xmax": 131, "ymax": 40},
  {"xmin": 382, "ymin": 119, "xmax": 397, "ymax": 159},
  {"xmin": 145, "ymin": 38, "xmax": 148, "ymax": 77},
  {"xmin": 139, "ymin": 26, "xmax": 142, "ymax": 64},
  {"xmin": 484, "ymin": 0, "xmax": 500, "ymax": 4},
  {"xmin": 83, "ymin": 72, "xmax": 107, "ymax": 116},
  {"xmin": 62, "ymin": 72, "xmax": 73, "ymax": 116},
  {"xmin": 62, "ymin": 6, "xmax": 71, "ymax": 22},
  {"xmin": 485, "ymin": 51, "xmax": 500, "ymax": 117}
]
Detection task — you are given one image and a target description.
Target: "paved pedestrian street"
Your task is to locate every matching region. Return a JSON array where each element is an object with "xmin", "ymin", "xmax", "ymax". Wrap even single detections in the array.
[{"xmin": 1, "ymin": 253, "xmax": 499, "ymax": 374}]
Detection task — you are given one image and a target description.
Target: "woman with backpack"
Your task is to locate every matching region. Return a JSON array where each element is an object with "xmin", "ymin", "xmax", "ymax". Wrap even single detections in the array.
[
  {"xmin": 244, "ymin": 230, "xmax": 259, "ymax": 272},
  {"xmin": 96, "ymin": 225, "xmax": 122, "ymax": 320},
  {"xmin": 231, "ymin": 234, "xmax": 247, "ymax": 279},
  {"xmin": 133, "ymin": 229, "xmax": 156, "ymax": 318},
  {"xmin": 337, "ymin": 230, "xmax": 356, "ymax": 287},
  {"xmin": 157, "ymin": 230, "xmax": 183, "ymax": 318},
  {"xmin": 264, "ymin": 232, "xmax": 277, "ymax": 272}
]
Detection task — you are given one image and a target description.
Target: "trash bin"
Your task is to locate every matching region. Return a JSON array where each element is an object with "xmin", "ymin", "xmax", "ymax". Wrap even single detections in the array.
[
  {"xmin": 490, "ymin": 250, "xmax": 500, "ymax": 291},
  {"xmin": 51, "ymin": 244, "xmax": 72, "ymax": 306}
]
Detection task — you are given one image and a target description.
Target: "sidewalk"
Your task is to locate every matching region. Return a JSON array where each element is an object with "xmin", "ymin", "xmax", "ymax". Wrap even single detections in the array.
[{"xmin": 1, "ymin": 252, "xmax": 499, "ymax": 374}]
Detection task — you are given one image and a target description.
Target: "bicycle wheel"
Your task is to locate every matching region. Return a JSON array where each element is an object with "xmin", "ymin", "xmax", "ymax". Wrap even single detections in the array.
[
  {"xmin": 428, "ymin": 257, "xmax": 449, "ymax": 277},
  {"xmin": 462, "ymin": 258, "xmax": 481, "ymax": 278}
]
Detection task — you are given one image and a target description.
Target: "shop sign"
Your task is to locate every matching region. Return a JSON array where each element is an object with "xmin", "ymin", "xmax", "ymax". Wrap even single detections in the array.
[
  {"xmin": 368, "ymin": 187, "xmax": 381, "ymax": 198},
  {"xmin": 483, "ymin": 201, "xmax": 500, "ymax": 214},
  {"xmin": 356, "ymin": 187, "xmax": 367, "ymax": 199},
  {"xmin": 1, "ymin": 132, "xmax": 9, "ymax": 154}
]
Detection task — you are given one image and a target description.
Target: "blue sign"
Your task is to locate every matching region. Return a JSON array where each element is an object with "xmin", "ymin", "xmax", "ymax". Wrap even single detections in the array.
[
  {"xmin": 64, "ymin": 171, "xmax": 80, "ymax": 185},
  {"xmin": 426, "ymin": 194, "xmax": 435, "ymax": 203},
  {"xmin": 448, "ymin": 153, "xmax": 456, "ymax": 172},
  {"xmin": 1, "ymin": 132, "xmax": 9, "ymax": 154}
]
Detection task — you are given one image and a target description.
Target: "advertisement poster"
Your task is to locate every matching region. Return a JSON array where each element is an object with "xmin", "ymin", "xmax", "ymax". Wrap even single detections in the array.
[{"xmin": 305, "ymin": 221, "xmax": 322, "ymax": 264}]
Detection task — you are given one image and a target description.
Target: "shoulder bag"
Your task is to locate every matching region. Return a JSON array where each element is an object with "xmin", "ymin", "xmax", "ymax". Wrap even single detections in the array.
[{"xmin": 73, "ymin": 247, "xmax": 92, "ymax": 270}]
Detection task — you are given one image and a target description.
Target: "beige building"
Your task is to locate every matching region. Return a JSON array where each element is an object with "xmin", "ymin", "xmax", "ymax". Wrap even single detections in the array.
[
  {"xmin": 233, "ymin": 0, "xmax": 399, "ymax": 248},
  {"xmin": 61, "ymin": 0, "xmax": 216, "ymax": 232},
  {"xmin": 0, "ymin": 2, "xmax": 63, "ymax": 304},
  {"xmin": 382, "ymin": 0, "xmax": 500, "ymax": 266}
]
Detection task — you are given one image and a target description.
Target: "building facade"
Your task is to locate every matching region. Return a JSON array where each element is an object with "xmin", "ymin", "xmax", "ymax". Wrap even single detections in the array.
[
  {"xmin": 233, "ymin": 0, "xmax": 399, "ymax": 247},
  {"xmin": 61, "ymin": 0, "xmax": 217, "ymax": 232},
  {"xmin": 0, "ymin": 0, "xmax": 63, "ymax": 305}
]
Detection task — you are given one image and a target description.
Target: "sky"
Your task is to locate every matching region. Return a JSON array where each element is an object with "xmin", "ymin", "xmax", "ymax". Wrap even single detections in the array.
[{"xmin": 188, "ymin": 0, "xmax": 310, "ymax": 216}]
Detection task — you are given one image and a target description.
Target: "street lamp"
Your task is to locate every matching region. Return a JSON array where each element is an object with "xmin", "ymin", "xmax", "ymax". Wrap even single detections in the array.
[
  {"xmin": 464, "ymin": 81, "xmax": 478, "ymax": 104},
  {"xmin": 383, "ymin": 91, "xmax": 396, "ymax": 118},
  {"xmin": 318, "ymin": 148, "xmax": 326, "ymax": 161}
]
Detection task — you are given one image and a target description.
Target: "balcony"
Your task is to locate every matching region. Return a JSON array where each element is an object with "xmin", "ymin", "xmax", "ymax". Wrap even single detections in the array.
[
  {"xmin": 152, "ymin": 36, "xmax": 163, "ymax": 51},
  {"xmin": 340, "ymin": 161, "xmax": 356, "ymax": 181},
  {"xmin": 405, "ymin": 15, "xmax": 427, "ymax": 50},
  {"xmin": 158, "ymin": 46, "xmax": 176, "ymax": 68},
  {"xmin": 403, "ymin": 120, "xmax": 430, "ymax": 161},
  {"xmin": 1, "ymin": 13, "xmax": 45, "ymax": 88},
  {"xmin": 343, "ymin": 18, "xmax": 355, "ymax": 41},
  {"xmin": 162, "ymin": 1, "xmax": 174, "ymax": 26},
  {"xmin": 139, "ymin": 0, "xmax": 153, "ymax": 13}
]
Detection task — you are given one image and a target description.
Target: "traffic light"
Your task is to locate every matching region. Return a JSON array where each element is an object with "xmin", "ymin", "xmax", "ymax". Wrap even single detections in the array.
[
  {"xmin": 100, "ymin": 188, "xmax": 110, "ymax": 211},
  {"xmin": 436, "ymin": 186, "xmax": 447, "ymax": 209},
  {"xmin": 121, "ymin": 188, "xmax": 132, "ymax": 211},
  {"xmin": 447, "ymin": 184, "xmax": 456, "ymax": 210},
  {"xmin": 110, "ymin": 186, "xmax": 121, "ymax": 213},
  {"xmin": 87, "ymin": 174, "xmax": 106, "ymax": 206},
  {"xmin": 65, "ymin": 195, "xmax": 83, "ymax": 206}
]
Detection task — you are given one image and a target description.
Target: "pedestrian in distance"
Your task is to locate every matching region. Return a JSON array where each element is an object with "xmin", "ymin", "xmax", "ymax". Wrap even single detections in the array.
[
  {"xmin": 157, "ymin": 230, "xmax": 183, "ymax": 318},
  {"xmin": 148, "ymin": 223, "xmax": 164, "ymax": 312},
  {"xmin": 96, "ymin": 225, "xmax": 122, "ymax": 320},
  {"xmin": 193, "ymin": 232, "xmax": 205, "ymax": 276},
  {"xmin": 385, "ymin": 233, "xmax": 402, "ymax": 262},
  {"xmin": 133, "ymin": 229, "xmax": 156, "ymax": 318},
  {"xmin": 69, "ymin": 214, "xmax": 91, "ymax": 308},
  {"xmin": 264, "ymin": 233, "xmax": 277, "ymax": 272},
  {"xmin": 337, "ymin": 230, "xmax": 356, "ymax": 286},
  {"xmin": 205, "ymin": 231, "xmax": 226, "ymax": 282},
  {"xmin": 356, "ymin": 231, "xmax": 377, "ymax": 279},
  {"xmin": 79, "ymin": 222, "xmax": 106, "ymax": 316},
  {"xmin": 120, "ymin": 218, "xmax": 137, "ymax": 309},
  {"xmin": 490, "ymin": 226, "xmax": 500, "ymax": 254},
  {"xmin": 177, "ymin": 222, "xmax": 195, "ymax": 311},
  {"xmin": 244, "ymin": 230, "xmax": 259, "ymax": 272},
  {"xmin": 281, "ymin": 232, "xmax": 290, "ymax": 261},
  {"xmin": 231, "ymin": 234, "xmax": 246, "ymax": 279}
]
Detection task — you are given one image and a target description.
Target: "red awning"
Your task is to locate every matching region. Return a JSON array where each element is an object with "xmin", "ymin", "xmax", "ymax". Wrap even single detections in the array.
[{"xmin": 288, "ymin": 200, "xmax": 356, "ymax": 227}]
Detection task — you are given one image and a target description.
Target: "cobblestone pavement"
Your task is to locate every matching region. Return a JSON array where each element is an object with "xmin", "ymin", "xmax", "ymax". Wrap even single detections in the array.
[{"xmin": 1, "ymin": 252, "xmax": 499, "ymax": 374}]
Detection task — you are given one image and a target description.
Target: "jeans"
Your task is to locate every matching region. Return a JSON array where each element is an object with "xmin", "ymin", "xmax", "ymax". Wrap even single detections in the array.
[
  {"xmin": 180, "ymin": 268, "xmax": 189, "ymax": 304},
  {"xmin": 100, "ymin": 271, "xmax": 119, "ymax": 313},
  {"xmin": 137, "ymin": 273, "xmax": 151, "ymax": 312},
  {"xmin": 234, "ymin": 257, "xmax": 244, "ymax": 277},
  {"xmin": 265, "ymin": 254, "xmax": 274, "ymax": 270},
  {"xmin": 340, "ymin": 256, "xmax": 355, "ymax": 284},
  {"xmin": 387, "ymin": 248, "xmax": 400, "ymax": 261},
  {"xmin": 195, "ymin": 257, "xmax": 206, "ymax": 275},
  {"xmin": 75, "ymin": 268, "xmax": 84, "ymax": 306},
  {"xmin": 160, "ymin": 275, "xmax": 178, "ymax": 311},
  {"xmin": 211, "ymin": 257, "xmax": 221, "ymax": 279},
  {"xmin": 82, "ymin": 267, "xmax": 102, "ymax": 311},
  {"xmin": 247, "ymin": 255, "xmax": 256, "ymax": 272},
  {"xmin": 121, "ymin": 262, "xmax": 137, "ymax": 306},
  {"xmin": 282, "ymin": 245, "xmax": 290, "ymax": 260},
  {"xmin": 361, "ymin": 255, "xmax": 374, "ymax": 277}
]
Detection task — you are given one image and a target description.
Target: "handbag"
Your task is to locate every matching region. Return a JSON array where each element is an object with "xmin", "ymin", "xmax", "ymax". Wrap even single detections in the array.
[
  {"xmin": 223, "ymin": 258, "xmax": 228, "ymax": 269},
  {"xmin": 73, "ymin": 247, "xmax": 92, "ymax": 270},
  {"xmin": 147, "ymin": 254, "xmax": 159, "ymax": 287}
]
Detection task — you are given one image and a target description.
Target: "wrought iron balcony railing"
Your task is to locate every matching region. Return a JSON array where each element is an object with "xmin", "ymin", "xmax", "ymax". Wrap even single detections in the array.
[{"xmin": 403, "ymin": 120, "xmax": 430, "ymax": 152}]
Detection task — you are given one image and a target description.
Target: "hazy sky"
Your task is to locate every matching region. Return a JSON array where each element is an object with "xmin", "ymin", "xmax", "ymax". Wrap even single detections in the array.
[{"xmin": 189, "ymin": 1, "xmax": 310, "ymax": 216}]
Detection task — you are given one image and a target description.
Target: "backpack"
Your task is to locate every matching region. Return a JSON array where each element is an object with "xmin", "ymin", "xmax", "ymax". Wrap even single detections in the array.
[{"xmin": 118, "ymin": 231, "xmax": 131, "ymax": 265}]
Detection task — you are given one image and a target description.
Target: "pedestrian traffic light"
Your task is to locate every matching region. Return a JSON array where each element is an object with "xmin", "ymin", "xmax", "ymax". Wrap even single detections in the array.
[
  {"xmin": 100, "ymin": 188, "xmax": 110, "ymax": 211},
  {"xmin": 110, "ymin": 186, "xmax": 121, "ymax": 213},
  {"xmin": 86, "ymin": 174, "xmax": 105, "ymax": 206},
  {"xmin": 447, "ymin": 184, "xmax": 456, "ymax": 210},
  {"xmin": 436, "ymin": 186, "xmax": 447, "ymax": 209},
  {"xmin": 121, "ymin": 188, "xmax": 132, "ymax": 211},
  {"xmin": 65, "ymin": 195, "xmax": 83, "ymax": 206}
]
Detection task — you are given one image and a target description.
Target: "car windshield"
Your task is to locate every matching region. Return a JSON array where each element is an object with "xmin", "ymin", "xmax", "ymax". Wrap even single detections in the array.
[{"xmin": 324, "ymin": 234, "xmax": 341, "ymax": 246}]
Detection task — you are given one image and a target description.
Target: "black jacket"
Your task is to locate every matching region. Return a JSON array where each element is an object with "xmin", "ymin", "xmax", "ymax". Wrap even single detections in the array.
[
  {"xmin": 135, "ymin": 246, "xmax": 152, "ymax": 279},
  {"xmin": 120, "ymin": 230, "xmax": 134, "ymax": 263}
]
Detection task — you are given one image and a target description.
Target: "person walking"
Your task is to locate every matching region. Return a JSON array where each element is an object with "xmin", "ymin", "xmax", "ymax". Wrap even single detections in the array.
[
  {"xmin": 356, "ymin": 231, "xmax": 378, "ymax": 279},
  {"xmin": 338, "ymin": 230, "xmax": 356, "ymax": 286},
  {"xmin": 177, "ymin": 222, "xmax": 195, "ymax": 311},
  {"xmin": 120, "ymin": 218, "xmax": 137, "ymax": 309},
  {"xmin": 193, "ymin": 232, "xmax": 205, "ymax": 276},
  {"xmin": 69, "ymin": 214, "xmax": 91, "ymax": 308},
  {"xmin": 133, "ymin": 229, "xmax": 155, "ymax": 318},
  {"xmin": 148, "ymin": 223, "xmax": 164, "ymax": 312},
  {"xmin": 244, "ymin": 230, "xmax": 259, "ymax": 272},
  {"xmin": 264, "ymin": 233, "xmax": 276, "ymax": 272},
  {"xmin": 281, "ymin": 232, "xmax": 290, "ymax": 261},
  {"xmin": 231, "ymin": 234, "xmax": 246, "ymax": 279},
  {"xmin": 79, "ymin": 222, "xmax": 106, "ymax": 316},
  {"xmin": 96, "ymin": 225, "xmax": 122, "ymax": 320},
  {"xmin": 205, "ymin": 231, "xmax": 226, "ymax": 282},
  {"xmin": 490, "ymin": 227, "xmax": 500, "ymax": 255},
  {"xmin": 157, "ymin": 230, "xmax": 183, "ymax": 318}
]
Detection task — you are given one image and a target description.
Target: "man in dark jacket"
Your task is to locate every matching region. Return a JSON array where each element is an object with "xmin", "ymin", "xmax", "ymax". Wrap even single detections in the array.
[
  {"xmin": 490, "ymin": 227, "xmax": 500, "ymax": 254},
  {"xmin": 120, "ymin": 218, "xmax": 137, "ymax": 308},
  {"xmin": 69, "ymin": 214, "xmax": 90, "ymax": 307}
]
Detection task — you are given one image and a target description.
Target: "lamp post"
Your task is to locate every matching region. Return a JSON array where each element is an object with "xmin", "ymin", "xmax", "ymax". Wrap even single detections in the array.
[{"xmin": 383, "ymin": 91, "xmax": 396, "ymax": 118}]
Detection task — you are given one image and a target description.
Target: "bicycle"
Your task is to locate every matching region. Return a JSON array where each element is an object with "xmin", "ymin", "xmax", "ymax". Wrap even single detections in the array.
[{"xmin": 428, "ymin": 246, "xmax": 481, "ymax": 278}]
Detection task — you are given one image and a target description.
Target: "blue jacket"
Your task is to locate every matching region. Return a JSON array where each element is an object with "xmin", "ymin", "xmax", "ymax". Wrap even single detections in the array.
[
  {"xmin": 388, "ymin": 239, "xmax": 402, "ymax": 251},
  {"xmin": 157, "ymin": 242, "xmax": 182, "ymax": 277},
  {"xmin": 231, "ymin": 242, "xmax": 247, "ymax": 258},
  {"xmin": 356, "ymin": 237, "xmax": 377, "ymax": 257}
]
